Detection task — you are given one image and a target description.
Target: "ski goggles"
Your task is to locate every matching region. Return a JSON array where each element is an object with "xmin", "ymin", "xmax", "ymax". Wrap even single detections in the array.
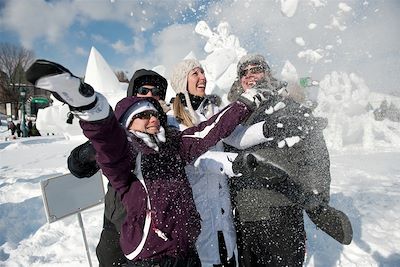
[
  {"xmin": 239, "ymin": 65, "xmax": 266, "ymax": 78},
  {"xmin": 136, "ymin": 86, "xmax": 164, "ymax": 97},
  {"xmin": 132, "ymin": 110, "xmax": 159, "ymax": 120}
]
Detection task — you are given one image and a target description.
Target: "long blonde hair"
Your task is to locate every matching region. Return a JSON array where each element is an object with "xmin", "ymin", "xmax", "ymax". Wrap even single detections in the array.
[{"xmin": 173, "ymin": 95, "xmax": 195, "ymax": 127}]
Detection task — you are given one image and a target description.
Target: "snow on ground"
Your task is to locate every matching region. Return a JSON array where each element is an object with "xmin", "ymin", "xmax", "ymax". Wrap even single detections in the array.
[{"xmin": 1, "ymin": 131, "xmax": 400, "ymax": 266}]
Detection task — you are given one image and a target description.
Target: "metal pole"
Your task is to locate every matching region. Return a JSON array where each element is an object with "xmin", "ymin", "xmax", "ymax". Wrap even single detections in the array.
[
  {"xmin": 20, "ymin": 88, "xmax": 28, "ymax": 137},
  {"xmin": 21, "ymin": 102, "xmax": 28, "ymax": 137},
  {"xmin": 77, "ymin": 212, "xmax": 93, "ymax": 267}
]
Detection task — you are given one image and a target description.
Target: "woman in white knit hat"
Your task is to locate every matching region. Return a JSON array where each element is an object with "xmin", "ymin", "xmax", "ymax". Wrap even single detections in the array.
[
  {"xmin": 168, "ymin": 59, "xmax": 277, "ymax": 267},
  {"xmin": 169, "ymin": 59, "xmax": 236, "ymax": 267},
  {"xmin": 169, "ymin": 59, "xmax": 219, "ymax": 129}
]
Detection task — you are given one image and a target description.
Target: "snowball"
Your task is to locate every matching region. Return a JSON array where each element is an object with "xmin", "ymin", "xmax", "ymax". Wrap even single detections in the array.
[
  {"xmin": 285, "ymin": 136, "xmax": 301, "ymax": 147},
  {"xmin": 265, "ymin": 107, "xmax": 274, "ymax": 115}
]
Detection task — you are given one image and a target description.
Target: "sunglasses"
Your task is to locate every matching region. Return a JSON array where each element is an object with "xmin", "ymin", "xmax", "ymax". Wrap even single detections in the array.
[
  {"xmin": 137, "ymin": 86, "xmax": 163, "ymax": 97},
  {"xmin": 132, "ymin": 110, "xmax": 159, "ymax": 120},
  {"xmin": 239, "ymin": 66, "xmax": 265, "ymax": 78}
]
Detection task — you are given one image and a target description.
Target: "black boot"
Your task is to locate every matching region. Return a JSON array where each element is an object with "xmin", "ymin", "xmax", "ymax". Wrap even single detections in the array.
[{"xmin": 306, "ymin": 204, "xmax": 353, "ymax": 245}]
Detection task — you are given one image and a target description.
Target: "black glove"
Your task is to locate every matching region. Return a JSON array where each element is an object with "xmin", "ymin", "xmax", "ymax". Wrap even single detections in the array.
[
  {"xmin": 67, "ymin": 141, "xmax": 99, "ymax": 178},
  {"xmin": 232, "ymin": 153, "xmax": 287, "ymax": 185},
  {"xmin": 263, "ymin": 115, "xmax": 328, "ymax": 140},
  {"xmin": 263, "ymin": 115, "xmax": 304, "ymax": 139}
]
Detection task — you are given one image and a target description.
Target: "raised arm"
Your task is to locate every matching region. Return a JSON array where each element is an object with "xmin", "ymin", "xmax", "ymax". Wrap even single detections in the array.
[
  {"xmin": 179, "ymin": 97, "xmax": 256, "ymax": 163},
  {"xmin": 223, "ymin": 122, "xmax": 270, "ymax": 149},
  {"xmin": 26, "ymin": 59, "xmax": 141, "ymax": 200}
]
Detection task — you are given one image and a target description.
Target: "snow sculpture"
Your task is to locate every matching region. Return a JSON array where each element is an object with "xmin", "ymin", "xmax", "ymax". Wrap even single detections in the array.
[
  {"xmin": 314, "ymin": 71, "xmax": 400, "ymax": 149},
  {"xmin": 35, "ymin": 95, "xmax": 83, "ymax": 139},
  {"xmin": 195, "ymin": 21, "xmax": 247, "ymax": 102},
  {"xmin": 84, "ymin": 47, "xmax": 126, "ymax": 109}
]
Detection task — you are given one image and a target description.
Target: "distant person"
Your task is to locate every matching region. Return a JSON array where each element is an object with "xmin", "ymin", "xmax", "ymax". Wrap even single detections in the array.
[
  {"xmin": 15, "ymin": 122, "xmax": 22, "ymax": 137},
  {"xmin": 8, "ymin": 120, "xmax": 16, "ymax": 135},
  {"xmin": 26, "ymin": 59, "xmax": 266, "ymax": 266},
  {"xmin": 30, "ymin": 123, "xmax": 41, "ymax": 136},
  {"xmin": 27, "ymin": 120, "xmax": 33, "ymax": 137}
]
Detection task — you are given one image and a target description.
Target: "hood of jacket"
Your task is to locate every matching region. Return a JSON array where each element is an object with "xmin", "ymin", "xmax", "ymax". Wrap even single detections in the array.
[{"xmin": 127, "ymin": 69, "xmax": 168, "ymax": 100}]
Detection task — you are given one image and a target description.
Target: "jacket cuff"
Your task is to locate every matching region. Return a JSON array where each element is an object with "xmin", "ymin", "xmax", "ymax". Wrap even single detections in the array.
[{"xmin": 72, "ymin": 92, "xmax": 111, "ymax": 121}]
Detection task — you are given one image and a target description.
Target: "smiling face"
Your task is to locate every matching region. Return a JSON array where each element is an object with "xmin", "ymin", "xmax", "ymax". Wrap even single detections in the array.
[
  {"xmin": 187, "ymin": 67, "xmax": 207, "ymax": 97},
  {"xmin": 240, "ymin": 64, "xmax": 267, "ymax": 91},
  {"xmin": 128, "ymin": 110, "xmax": 160, "ymax": 135}
]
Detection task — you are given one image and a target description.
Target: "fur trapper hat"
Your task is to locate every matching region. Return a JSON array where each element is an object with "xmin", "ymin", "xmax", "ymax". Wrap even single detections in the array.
[{"xmin": 237, "ymin": 54, "xmax": 270, "ymax": 78}]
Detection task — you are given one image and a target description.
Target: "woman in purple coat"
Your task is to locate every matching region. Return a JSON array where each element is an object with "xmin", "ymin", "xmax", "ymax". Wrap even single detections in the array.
[{"xmin": 26, "ymin": 59, "xmax": 265, "ymax": 266}]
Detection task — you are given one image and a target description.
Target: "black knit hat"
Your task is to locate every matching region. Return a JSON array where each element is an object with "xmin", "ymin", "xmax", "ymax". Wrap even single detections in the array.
[{"xmin": 127, "ymin": 69, "xmax": 168, "ymax": 100}]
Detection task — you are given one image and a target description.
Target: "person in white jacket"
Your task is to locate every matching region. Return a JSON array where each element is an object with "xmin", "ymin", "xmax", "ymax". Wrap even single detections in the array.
[{"xmin": 168, "ymin": 59, "xmax": 270, "ymax": 267}]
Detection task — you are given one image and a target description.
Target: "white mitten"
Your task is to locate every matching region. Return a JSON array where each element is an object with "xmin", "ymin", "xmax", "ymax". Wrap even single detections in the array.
[
  {"xmin": 237, "ymin": 88, "xmax": 268, "ymax": 110},
  {"xmin": 26, "ymin": 59, "xmax": 96, "ymax": 109},
  {"xmin": 73, "ymin": 92, "xmax": 111, "ymax": 122}
]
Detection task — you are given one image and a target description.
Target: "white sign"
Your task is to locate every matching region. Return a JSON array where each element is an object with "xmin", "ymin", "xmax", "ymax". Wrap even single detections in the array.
[
  {"xmin": 41, "ymin": 171, "xmax": 105, "ymax": 223},
  {"xmin": 6, "ymin": 103, "xmax": 11, "ymax": 116}
]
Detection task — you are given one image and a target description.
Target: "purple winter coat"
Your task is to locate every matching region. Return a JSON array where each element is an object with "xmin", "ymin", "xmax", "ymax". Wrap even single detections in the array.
[{"xmin": 80, "ymin": 97, "xmax": 251, "ymax": 261}]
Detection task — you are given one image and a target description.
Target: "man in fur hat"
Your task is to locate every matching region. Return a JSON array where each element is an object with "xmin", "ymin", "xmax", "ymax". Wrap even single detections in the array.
[{"xmin": 227, "ymin": 54, "xmax": 353, "ymax": 266}]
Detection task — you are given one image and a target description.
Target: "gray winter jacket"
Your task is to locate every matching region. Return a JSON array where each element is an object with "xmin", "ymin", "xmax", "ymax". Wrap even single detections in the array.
[{"xmin": 228, "ymin": 81, "xmax": 330, "ymax": 222}]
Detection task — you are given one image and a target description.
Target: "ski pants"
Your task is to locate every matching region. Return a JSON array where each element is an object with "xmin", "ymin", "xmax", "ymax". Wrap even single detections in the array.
[
  {"xmin": 126, "ymin": 254, "xmax": 201, "ymax": 267},
  {"xmin": 236, "ymin": 206, "xmax": 306, "ymax": 267},
  {"xmin": 96, "ymin": 216, "xmax": 127, "ymax": 267}
]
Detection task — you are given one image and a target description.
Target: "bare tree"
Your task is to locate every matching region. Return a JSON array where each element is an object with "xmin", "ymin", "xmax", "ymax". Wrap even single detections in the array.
[
  {"xmin": 115, "ymin": 70, "xmax": 129, "ymax": 83},
  {"xmin": 0, "ymin": 42, "xmax": 35, "ymax": 102},
  {"xmin": 0, "ymin": 42, "xmax": 35, "ymax": 118}
]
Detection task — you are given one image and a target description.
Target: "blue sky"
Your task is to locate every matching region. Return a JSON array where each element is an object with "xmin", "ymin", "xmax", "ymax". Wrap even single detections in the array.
[{"xmin": 1, "ymin": 0, "xmax": 399, "ymax": 96}]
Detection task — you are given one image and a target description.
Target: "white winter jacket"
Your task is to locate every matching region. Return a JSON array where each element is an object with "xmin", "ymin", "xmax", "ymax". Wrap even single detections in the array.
[{"xmin": 167, "ymin": 97, "xmax": 268, "ymax": 266}]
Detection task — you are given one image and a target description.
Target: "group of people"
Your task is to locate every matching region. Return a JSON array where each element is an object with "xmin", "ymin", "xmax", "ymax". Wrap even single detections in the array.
[
  {"xmin": 7, "ymin": 119, "xmax": 39, "ymax": 137},
  {"xmin": 26, "ymin": 53, "xmax": 352, "ymax": 267}
]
